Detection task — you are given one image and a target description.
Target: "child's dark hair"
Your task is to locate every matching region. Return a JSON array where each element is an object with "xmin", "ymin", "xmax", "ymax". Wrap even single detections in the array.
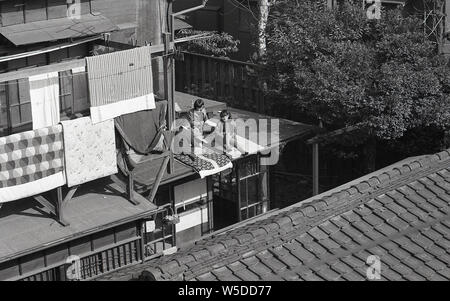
[
  {"xmin": 220, "ymin": 110, "xmax": 231, "ymax": 119},
  {"xmin": 193, "ymin": 98, "xmax": 205, "ymax": 110}
]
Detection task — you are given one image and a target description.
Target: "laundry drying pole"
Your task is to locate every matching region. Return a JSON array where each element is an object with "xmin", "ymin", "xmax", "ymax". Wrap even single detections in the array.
[{"xmin": 141, "ymin": 0, "xmax": 211, "ymax": 203}]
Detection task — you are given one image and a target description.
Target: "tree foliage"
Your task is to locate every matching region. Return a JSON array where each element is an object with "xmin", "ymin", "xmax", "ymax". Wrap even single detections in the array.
[
  {"xmin": 176, "ymin": 29, "xmax": 240, "ymax": 58},
  {"xmin": 263, "ymin": 0, "xmax": 450, "ymax": 147}
]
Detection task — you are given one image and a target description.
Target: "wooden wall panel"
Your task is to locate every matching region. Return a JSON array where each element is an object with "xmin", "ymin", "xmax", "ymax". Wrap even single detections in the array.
[
  {"xmin": 25, "ymin": 0, "xmax": 47, "ymax": 23},
  {"xmin": 0, "ymin": 0, "xmax": 25, "ymax": 26}
]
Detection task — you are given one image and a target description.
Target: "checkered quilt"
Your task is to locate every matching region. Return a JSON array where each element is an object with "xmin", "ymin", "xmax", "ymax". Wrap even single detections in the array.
[
  {"xmin": 175, "ymin": 153, "xmax": 233, "ymax": 179},
  {"xmin": 0, "ymin": 126, "xmax": 64, "ymax": 189}
]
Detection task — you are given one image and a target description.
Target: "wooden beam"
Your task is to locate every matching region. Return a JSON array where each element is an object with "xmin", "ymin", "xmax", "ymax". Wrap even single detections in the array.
[
  {"xmin": 312, "ymin": 143, "xmax": 320, "ymax": 196},
  {"xmin": 63, "ymin": 185, "xmax": 79, "ymax": 203},
  {"xmin": 55, "ymin": 187, "xmax": 69, "ymax": 227},
  {"xmin": 34, "ymin": 195, "xmax": 56, "ymax": 214},
  {"xmin": 0, "ymin": 36, "xmax": 102, "ymax": 63},
  {"xmin": 147, "ymin": 155, "xmax": 171, "ymax": 204},
  {"xmin": 109, "ymin": 175, "xmax": 149, "ymax": 205}
]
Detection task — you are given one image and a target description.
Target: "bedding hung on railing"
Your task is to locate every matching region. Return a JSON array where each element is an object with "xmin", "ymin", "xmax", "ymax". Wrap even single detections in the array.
[
  {"xmin": 114, "ymin": 100, "xmax": 168, "ymax": 156},
  {"xmin": 86, "ymin": 46, "xmax": 156, "ymax": 124},
  {"xmin": 175, "ymin": 152, "xmax": 233, "ymax": 179},
  {"xmin": 29, "ymin": 72, "xmax": 60, "ymax": 129},
  {"xmin": 0, "ymin": 125, "xmax": 66, "ymax": 203},
  {"xmin": 61, "ymin": 117, "xmax": 117, "ymax": 187}
]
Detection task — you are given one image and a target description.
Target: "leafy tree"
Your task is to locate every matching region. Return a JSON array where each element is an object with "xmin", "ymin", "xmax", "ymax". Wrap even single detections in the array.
[
  {"xmin": 262, "ymin": 0, "xmax": 450, "ymax": 171},
  {"xmin": 176, "ymin": 29, "xmax": 239, "ymax": 57}
]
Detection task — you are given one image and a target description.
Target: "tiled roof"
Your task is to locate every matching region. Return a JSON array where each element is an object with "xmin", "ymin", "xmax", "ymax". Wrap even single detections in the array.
[{"xmin": 102, "ymin": 149, "xmax": 450, "ymax": 281}]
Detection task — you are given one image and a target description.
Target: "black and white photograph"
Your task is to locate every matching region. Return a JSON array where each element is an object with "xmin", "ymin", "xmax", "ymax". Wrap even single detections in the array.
[{"xmin": 0, "ymin": 0, "xmax": 449, "ymax": 287}]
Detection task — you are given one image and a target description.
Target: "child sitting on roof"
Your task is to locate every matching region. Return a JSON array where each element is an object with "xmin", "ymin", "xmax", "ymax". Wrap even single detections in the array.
[
  {"xmin": 187, "ymin": 98, "xmax": 209, "ymax": 154},
  {"xmin": 215, "ymin": 110, "xmax": 246, "ymax": 159}
]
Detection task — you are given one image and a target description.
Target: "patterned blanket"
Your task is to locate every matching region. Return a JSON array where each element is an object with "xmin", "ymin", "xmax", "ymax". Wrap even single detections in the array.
[
  {"xmin": 61, "ymin": 117, "xmax": 117, "ymax": 187},
  {"xmin": 175, "ymin": 153, "xmax": 233, "ymax": 179},
  {"xmin": 0, "ymin": 125, "xmax": 66, "ymax": 203}
]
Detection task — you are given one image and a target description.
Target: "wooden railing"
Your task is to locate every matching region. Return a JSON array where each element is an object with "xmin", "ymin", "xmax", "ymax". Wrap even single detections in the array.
[{"xmin": 175, "ymin": 52, "xmax": 265, "ymax": 113}]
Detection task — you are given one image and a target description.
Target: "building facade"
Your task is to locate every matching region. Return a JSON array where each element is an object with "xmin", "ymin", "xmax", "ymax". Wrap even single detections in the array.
[{"xmin": 0, "ymin": 0, "xmax": 316, "ymax": 281}]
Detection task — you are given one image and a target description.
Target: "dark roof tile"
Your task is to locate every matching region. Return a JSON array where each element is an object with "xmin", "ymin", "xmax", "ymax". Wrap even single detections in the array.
[
  {"xmin": 375, "ymin": 194, "xmax": 394, "ymax": 205},
  {"xmin": 331, "ymin": 260, "xmax": 355, "ymax": 275},
  {"xmin": 301, "ymin": 205, "xmax": 317, "ymax": 218},
  {"xmin": 232, "ymin": 267, "xmax": 261, "ymax": 281},
  {"xmin": 298, "ymin": 270, "xmax": 323, "ymax": 281},
  {"xmin": 390, "ymin": 263, "xmax": 414, "ymax": 276},
  {"xmin": 312, "ymin": 200, "xmax": 328, "ymax": 211},
  {"xmin": 232, "ymin": 233, "xmax": 254, "ymax": 244},
  {"xmin": 288, "ymin": 245, "xmax": 318, "ymax": 263},
  {"xmin": 374, "ymin": 208, "xmax": 398, "ymax": 221},
  {"xmin": 353, "ymin": 205, "xmax": 373, "ymax": 217},
  {"xmin": 197, "ymin": 272, "xmax": 218, "ymax": 281},
  {"xmin": 398, "ymin": 211, "xmax": 421, "ymax": 225},
  {"xmin": 247, "ymin": 260, "xmax": 274, "ymax": 278},
  {"xmin": 374, "ymin": 223, "xmax": 398, "ymax": 237},
  {"xmin": 342, "ymin": 211, "xmax": 362, "ymax": 223},
  {"xmin": 341, "ymin": 255, "xmax": 366, "ymax": 269},
  {"xmin": 401, "ymin": 255, "xmax": 424, "ymax": 269},
  {"xmin": 432, "ymin": 223, "xmax": 450, "ymax": 238},
  {"xmin": 437, "ymin": 268, "xmax": 450, "ymax": 279},
  {"xmin": 415, "ymin": 264, "xmax": 438, "ymax": 279},
  {"xmin": 363, "ymin": 228, "xmax": 385, "ymax": 241},
  {"xmin": 367, "ymin": 176, "xmax": 382, "ymax": 187},
  {"xmin": 386, "ymin": 168, "xmax": 401, "ymax": 179},
  {"xmin": 330, "ymin": 231, "xmax": 353, "ymax": 246},
  {"xmin": 436, "ymin": 150, "xmax": 450, "ymax": 160},
  {"xmin": 323, "ymin": 195, "xmax": 340, "ymax": 206},
  {"xmin": 319, "ymin": 221, "xmax": 341, "ymax": 235},
  {"xmin": 414, "ymin": 251, "xmax": 436, "ymax": 262},
  {"xmin": 314, "ymin": 266, "xmax": 342, "ymax": 281},
  {"xmin": 403, "ymin": 273, "xmax": 427, "ymax": 281},
  {"xmin": 385, "ymin": 202, "xmax": 408, "ymax": 216},
  {"xmin": 296, "ymin": 233, "xmax": 315, "ymax": 245},
  {"xmin": 275, "ymin": 216, "xmax": 295, "ymax": 231},
  {"xmin": 355, "ymin": 182, "xmax": 371, "ymax": 194},
  {"xmin": 408, "ymin": 233, "xmax": 435, "ymax": 249},
  {"xmin": 362, "ymin": 213, "xmax": 385, "ymax": 227},
  {"xmin": 424, "ymin": 259, "xmax": 447, "ymax": 271},
  {"xmin": 421, "ymin": 228, "xmax": 444, "ymax": 242},
  {"xmin": 381, "ymin": 268, "xmax": 404, "ymax": 281},
  {"xmin": 352, "ymin": 219, "xmax": 376, "ymax": 234},
  {"xmin": 270, "ymin": 246, "xmax": 303, "ymax": 268},
  {"xmin": 341, "ymin": 271, "xmax": 366, "ymax": 281},
  {"xmin": 309, "ymin": 226, "xmax": 329, "ymax": 240},
  {"xmin": 286, "ymin": 210, "xmax": 305, "ymax": 226},
  {"xmin": 386, "ymin": 217, "xmax": 410, "ymax": 231},
  {"xmin": 377, "ymin": 172, "xmax": 391, "ymax": 184},
  {"xmin": 318, "ymin": 238, "xmax": 343, "ymax": 252},
  {"xmin": 408, "ymin": 161, "xmax": 422, "ymax": 171},
  {"xmin": 256, "ymin": 253, "xmax": 288, "ymax": 273},
  {"xmin": 429, "ymin": 273, "xmax": 448, "ymax": 281},
  {"xmin": 379, "ymin": 253, "xmax": 401, "ymax": 267},
  {"xmin": 428, "ymin": 243, "xmax": 448, "ymax": 256},
  {"xmin": 330, "ymin": 217, "xmax": 351, "ymax": 229}
]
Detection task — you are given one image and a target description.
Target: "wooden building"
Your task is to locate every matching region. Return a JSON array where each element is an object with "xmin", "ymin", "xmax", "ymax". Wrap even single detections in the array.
[{"xmin": 0, "ymin": 0, "xmax": 317, "ymax": 281}]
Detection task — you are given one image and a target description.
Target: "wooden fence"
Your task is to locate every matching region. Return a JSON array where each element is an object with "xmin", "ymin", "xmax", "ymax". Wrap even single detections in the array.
[{"xmin": 175, "ymin": 52, "xmax": 265, "ymax": 113}]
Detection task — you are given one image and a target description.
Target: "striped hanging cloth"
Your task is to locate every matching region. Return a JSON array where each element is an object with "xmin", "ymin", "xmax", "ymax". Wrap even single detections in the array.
[{"xmin": 86, "ymin": 46, "xmax": 156, "ymax": 124}]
